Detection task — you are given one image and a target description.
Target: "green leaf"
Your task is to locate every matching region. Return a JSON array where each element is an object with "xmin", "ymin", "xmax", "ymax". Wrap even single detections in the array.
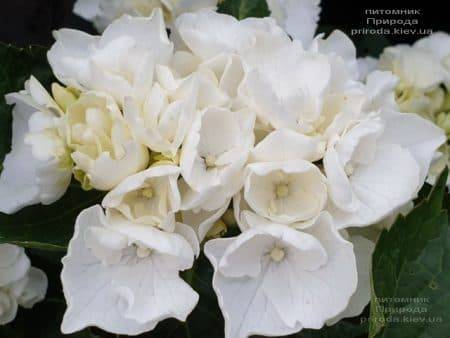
[
  {"xmin": 218, "ymin": 0, "xmax": 270, "ymax": 20},
  {"xmin": 0, "ymin": 184, "xmax": 104, "ymax": 251},
  {"xmin": 369, "ymin": 169, "xmax": 450, "ymax": 337},
  {"xmin": 0, "ymin": 43, "xmax": 55, "ymax": 165}
]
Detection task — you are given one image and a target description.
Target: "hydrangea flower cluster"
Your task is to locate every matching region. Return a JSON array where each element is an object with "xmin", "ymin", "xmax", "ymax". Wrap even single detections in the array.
[{"xmin": 0, "ymin": 7, "xmax": 445, "ymax": 338}]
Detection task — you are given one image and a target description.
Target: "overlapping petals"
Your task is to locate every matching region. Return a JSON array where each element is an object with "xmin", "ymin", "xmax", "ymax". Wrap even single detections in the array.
[
  {"xmin": 61, "ymin": 205, "xmax": 199, "ymax": 335},
  {"xmin": 0, "ymin": 77, "xmax": 72, "ymax": 214},
  {"xmin": 204, "ymin": 213, "xmax": 357, "ymax": 338}
]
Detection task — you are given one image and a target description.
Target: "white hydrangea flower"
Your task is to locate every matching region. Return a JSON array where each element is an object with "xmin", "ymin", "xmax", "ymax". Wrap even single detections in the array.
[
  {"xmin": 61, "ymin": 205, "xmax": 199, "ymax": 335},
  {"xmin": 102, "ymin": 164, "xmax": 181, "ymax": 232},
  {"xmin": 244, "ymin": 160, "xmax": 327, "ymax": 224},
  {"xmin": 414, "ymin": 32, "xmax": 450, "ymax": 86},
  {"xmin": 66, "ymin": 91, "xmax": 149, "ymax": 191},
  {"xmin": 380, "ymin": 35, "xmax": 450, "ymax": 92},
  {"xmin": 0, "ymin": 244, "xmax": 47, "ymax": 325},
  {"xmin": 204, "ymin": 212, "xmax": 357, "ymax": 338},
  {"xmin": 180, "ymin": 106, "xmax": 255, "ymax": 210},
  {"xmin": 240, "ymin": 28, "xmax": 363, "ymax": 139},
  {"xmin": 324, "ymin": 108, "xmax": 444, "ymax": 229},
  {"xmin": 377, "ymin": 32, "xmax": 450, "ymax": 118},
  {"xmin": 48, "ymin": 9, "xmax": 173, "ymax": 105},
  {"xmin": 238, "ymin": 128, "xmax": 327, "ymax": 227},
  {"xmin": 0, "ymin": 77, "xmax": 72, "ymax": 214},
  {"xmin": 73, "ymin": 0, "xmax": 218, "ymax": 32},
  {"xmin": 124, "ymin": 65, "xmax": 198, "ymax": 158}
]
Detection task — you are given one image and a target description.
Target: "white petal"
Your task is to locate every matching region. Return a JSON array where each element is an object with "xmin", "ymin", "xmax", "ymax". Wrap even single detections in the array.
[
  {"xmin": 18, "ymin": 267, "xmax": 48, "ymax": 309},
  {"xmin": 204, "ymin": 238, "xmax": 302, "ymax": 338},
  {"xmin": 102, "ymin": 165, "xmax": 181, "ymax": 231},
  {"xmin": 261, "ymin": 214, "xmax": 357, "ymax": 328},
  {"xmin": 0, "ymin": 244, "xmax": 30, "ymax": 287},
  {"xmin": 327, "ymin": 235, "xmax": 374, "ymax": 325},
  {"xmin": 175, "ymin": 9, "xmax": 254, "ymax": 60},
  {"xmin": 328, "ymin": 144, "xmax": 420, "ymax": 228},
  {"xmin": 61, "ymin": 205, "xmax": 198, "ymax": 335},
  {"xmin": 251, "ymin": 129, "xmax": 323, "ymax": 162},
  {"xmin": 174, "ymin": 222, "xmax": 200, "ymax": 257},
  {"xmin": 244, "ymin": 160, "xmax": 327, "ymax": 224},
  {"xmin": 0, "ymin": 103, "xmax": 42, "ymax": 213},
  {"xmin": 181, "ymin": 199, "xmax": 229, "ymax": 242},
  {"xmin": 379, "ymin": 109, "xmax": 446, "ymax": 185},
  {"xmin": 73, "ymin": 141, "xmax": 149, "ymax": 191},
  {"xmin": 73, "ymin": 0, "xmax": 101, "ymax": 20},
  {"xmin": 205, "ymin": 214, "xmax": 357, "ymax": 336},
  {"xmin": 47, "ymin": 28, "xmax": 98, "ymax": 90},
  {"xmin": 268, "ymin": 0, "xmax": 321, "ymax": 46},
  {"xmin": 0, "ymin": 290, "xmax": 18, "ymax": 325},
  {"xmin": 49, "ymin": 9, "xmax": 173, "ymax": 104}
]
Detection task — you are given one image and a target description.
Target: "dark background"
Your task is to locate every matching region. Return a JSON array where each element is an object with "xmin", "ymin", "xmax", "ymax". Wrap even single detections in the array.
[{"xmin": 0, "ymin": 0, "xmax": 449, "ymax": 56}]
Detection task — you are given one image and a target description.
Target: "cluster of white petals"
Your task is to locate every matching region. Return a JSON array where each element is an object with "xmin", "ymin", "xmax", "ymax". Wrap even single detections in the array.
[
  {"xmin": 0, "ymin": 4, "xmax": 447, "ymax": 338},
  {"xmin": 0, "ymin": 77, "xmax": 72, "ymax": 214},
  {"xmin": 73, "ymin": 0, "xmax": 321, "ymax": 45},
  {"xmin": 0, "ymin": 244, "xmax": 47, "ymax": 325},
  {"xmin": 357, "ymin": 32, "xmax": 450, "ymax": 188}
]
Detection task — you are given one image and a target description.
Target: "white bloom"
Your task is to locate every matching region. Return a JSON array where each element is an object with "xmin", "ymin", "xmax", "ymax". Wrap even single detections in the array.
[
  {"xmin": 74, "ymin": 0, "xmax": 218, "ymax": 32},
  {"xmin": 379, "ymin": 45, "xmax": 447, "ymax": 92},
  {"xmin": 267, "ymin": 0, "xmax": 321, "ymax": 46},
  {"xmin": 325, "ymin": 109, "xmax": 444, "ymax": 229},
  {"xmin": 102, "ymin": 165, "xmax": 181, "ymax": 232},
  {"xmin": 124, "ymin": 66, "xmax": 198, "ymax": 158},
  {"xmin": 414, "ymin": 32, "xmax": 450, "ymax": 86},
  {"xmin": 180, "ymin": 106, "xmax": 255, "ymax": 210},
  {"xmin": 241, "ymin": 37, "xmax": 330, "ymax": 133},
  {"xmin": 380, "ymin": 32, "xmax": 450, "ymax": 92},
  {"xmin": 66, "ymin": 91, "xmax": 149, "ymax": 191},
  {"xmin": 241, "ymin": 29, "xmax": 362, "ymax": 139},
  {"xmin": 0, "ymin": 244, "xmax": 47, "ymax": 325},
  {"xmin": 0, "ymin": 77, "xmax": 72, "ymax": 214},
  {"xmin": 204, "ymin": 212, "xmax": 357, "ymax": 338},
  {"xmin": 48, "ymin": 9, "xmax": 173, "ymax": 105},
  {"xmin": 61, "ymin": 205, "xmax": 199, "ymax": 335},
  {"xmin": 244, "ymin": 160, "xmax": 327, "ymax": 224},
  {"xmin": 234, "ymin": 129, "xmax": 327, "ymax": 229}
]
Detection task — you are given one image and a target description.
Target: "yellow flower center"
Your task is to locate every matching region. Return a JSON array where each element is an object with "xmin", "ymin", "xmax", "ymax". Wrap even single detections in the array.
[
  {"xmin": 136, "ymin": 246, "xmax": 152, "ymax": 258},
  {"xmin": 204, "ymin": 154, "xmax": 216, "ymax": 168},
  {"xmin": 270, "ymin": 247, "xmax": 285, "ymax": 262},
  {"xmin": 141, "ymin": 188, "xmax": 154, "ymax": 199},
  {"xmin": 275, "ymin": 183, "xmax": 289, "ymax": 198}
]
